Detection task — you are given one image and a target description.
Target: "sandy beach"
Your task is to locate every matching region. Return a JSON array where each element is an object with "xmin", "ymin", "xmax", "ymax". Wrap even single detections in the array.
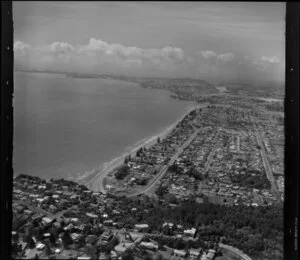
[{"xmin": 86, "ymin": 102, "xmax": 208, "ymax": 193}]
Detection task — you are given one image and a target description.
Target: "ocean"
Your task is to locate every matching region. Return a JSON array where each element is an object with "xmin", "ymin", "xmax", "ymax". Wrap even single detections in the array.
[{"xmin": 13, "ymin": 71, "xmax": 195, "ymax": 183}]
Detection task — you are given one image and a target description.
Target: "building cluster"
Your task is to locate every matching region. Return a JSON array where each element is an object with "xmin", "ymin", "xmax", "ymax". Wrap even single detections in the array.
[
  {"xmin": 12, "ymin": 175, "xmax": 221, "ymax": 259},
  {"xmin": 105, "ymin": 112, "xmax": 197, "ymax": 194},
  {"xmin": 108, "ymin": 104, "xmax": 283, "ymax": 206},
  {"xmin": 12, "ymin": 96, "xmax": 284, "ymax": 259}
]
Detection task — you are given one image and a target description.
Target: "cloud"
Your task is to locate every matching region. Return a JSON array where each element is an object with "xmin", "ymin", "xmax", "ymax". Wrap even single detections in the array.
[
  {"xmin": 14, "ymin": 39, "xmax": 283, "ymax": 81},
  {"xmin": 200, "ymin": 50, "xmax": 217, "ymax": 60},
  {"xmin": 236, "ymin": 55, "xmax": 284, "ymax": 82},
  {"xmin": 47, "ymin": 42, "xmax": 75, "ymax": 53},
  {"xmin": 239, "ymin": 55, "xmax": 282, "ymax": 72},
  {"xmin": 14, "ymin": 38, "xmax": 190, "ymax": 76},
  {"xmin": 14, "ymin": 41, "xmax": 31, "ymax": 54},
  {"xmin": 217, "ymin": 53, "xmax": 234, "ymax": 62},
  {"xmin": 200, "ymin": 50, "xmax": 234, "ymax": 63},
  {"xmin": 261, "ymin": 56, "xmax": 280, "ymax": 64},
  {"xmin": 79, "ymin": 38, "xmax": 185, "ymax": 65}
]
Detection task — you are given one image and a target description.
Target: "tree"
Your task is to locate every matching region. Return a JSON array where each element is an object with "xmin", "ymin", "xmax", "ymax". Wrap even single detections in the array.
[
  {"xmin": 124, "ymin": 156, "xmax": 128, "ymax": 165},
  {"xmin": 115, "ymin": 165, "xmax": 130, "ymax": 180},
  {"xmin": 61, "ymin": 231, "xmax": 72, "ymax": 249},
  {"xmin": 154, "ymin": 253, "xmax": 164, "ymax": 260},
  {"xmin": 12, "ymin": 232, "xmax": 19, "ymax": 243},
  {"xmin": 155, "ymin": 185, "xmax": 168, "ymax": 197},
  {"xmin": 86, "ymin": 244, "xmax": 97, "ymax": 258},
  {"xmin": 103, "ymin": 236, "xmax": 119, "ymax": 253},
  {"xmin": 27, "ymin": 237, "xmax": 35, "ymax": 249},
  {"xmin": 136, "ymin": 147, "xmax": 143, "ymax": 157},
  {"xmin": 11, "ymin": 242, "xmax": 22, "ymax": 258},
  {"xmin": 44, "ymin": 243, "xmax": 51, "ymax": 256},
  {"xmin": 123, "ymin": 249, "xmax": 135, "ymax": 260},
  {"xmin": 157, "ymin": 137, "xmax": 161, "ymax": 143}
]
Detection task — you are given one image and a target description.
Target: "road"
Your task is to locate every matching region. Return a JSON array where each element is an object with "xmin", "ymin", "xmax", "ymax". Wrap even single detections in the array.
[
  {"xmin": 127, "ymin": 128, "xmax": 200, "ymax": 197},
  {"xmin": 203, "ymin": 130, "xmax": 220, "ymax": 173},
  {"xmin": 114, "ymin": 228, "xmax": 252, "ymax": 260},
  {"xmin": 219, "ymin": 243, "xmax": 252, "ymax": 260},
  {"xmin": 87, "ymin": 104, "xmax": 208, "ymax": 194},
  {"xmin": 249, "ymin": 114, "xmax": 278, "ymax": 194},
  {"xmin": 16, "ymin": 200, "xmax": 70, "ymax": 222},
  {"xmin": 236, "ymin": 135, "xmax": 240, "ymax": 152}
]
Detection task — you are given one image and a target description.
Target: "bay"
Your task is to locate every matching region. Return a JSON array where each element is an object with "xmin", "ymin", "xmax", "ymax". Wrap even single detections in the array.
[{"xmin": 13, "ymin": 71, "xmax": 194, "ymax": 181}]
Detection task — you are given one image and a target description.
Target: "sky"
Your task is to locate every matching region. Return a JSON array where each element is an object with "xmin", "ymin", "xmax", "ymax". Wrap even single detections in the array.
[{"xmin": 13, "ymin": 1, "xmax": 285, "ymax": 82}]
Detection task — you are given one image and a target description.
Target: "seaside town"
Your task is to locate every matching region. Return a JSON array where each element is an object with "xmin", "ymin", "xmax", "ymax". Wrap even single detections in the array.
[
  {"xmin": 12, "ymin": 94, "xmax": 284, "ymax": 260},
  {"xmin": 8, "ymin": 2, "xmax": 289, "ymax": 260}
]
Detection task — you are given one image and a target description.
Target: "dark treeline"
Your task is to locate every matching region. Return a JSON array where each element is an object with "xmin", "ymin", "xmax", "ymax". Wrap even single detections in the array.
[{"xmin": 112, "ymin": 196, "xmax": 283, "ymax": 259}]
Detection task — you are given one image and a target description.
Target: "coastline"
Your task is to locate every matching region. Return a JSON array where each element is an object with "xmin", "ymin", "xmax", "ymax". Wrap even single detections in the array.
[{"xmin": 85, "ymin": 102, "xmax": 207, "ymax": 192}]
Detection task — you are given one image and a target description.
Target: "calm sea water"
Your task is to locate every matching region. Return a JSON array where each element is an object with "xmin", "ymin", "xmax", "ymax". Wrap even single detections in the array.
[{"xmin": 13, "ymin": 71, "xmax": 194, "ymax": 181}]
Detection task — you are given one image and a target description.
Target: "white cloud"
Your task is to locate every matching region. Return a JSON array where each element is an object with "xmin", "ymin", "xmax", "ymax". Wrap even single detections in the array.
[
  {"xmin": 48, "ymin": 42, "xmax": 74, "ymax": 53},
  {"xmin": 217, "ymin": 53, "xmax": 234, "ymax": 62},
  {"xmin": 14, "ymin": 38, "xmax": 188, "ymax": 76},
  {"xmin": 79, "ymin": 38, "xmax": 185, "ymax": 65},
  {"xmin": 13, "ymin": 41, "xmax": 31, "ymax": 54},
  {"xmin": 200, "ymin": 50, "xmax": 234, "ymax": 63},
  {"xmin": 13, "ymin": 39, "xmax": 283, "ymax": 81},
  {"xmin": 239, "ymin": 55, "xmax": 282, "ymax": 73},
  {"xmin": 200, "ymin": 50, "xmax": 217, "ymax": 60},
  {"xmin": 261, "ymin": 56, "xmax": 280, "ymax": 64}
]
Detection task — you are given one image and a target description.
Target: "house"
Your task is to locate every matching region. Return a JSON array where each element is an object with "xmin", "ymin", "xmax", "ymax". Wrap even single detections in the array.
[
  {"xmin": 134, "ymin": 224, "xmax": 149, "ymax": 231},
  {"xmin": 36, "ymin": 243, "xmax": 45, "ymax": 250},
  {"xmin": 70, "ymin": 218, "xmax": 79, "ymax": 223},
  {"xmin": 103, "ymin": 220, "xmax": 113, "ymax": 226},
  {"xmin": 77, "ymin": 256, "xmax": 91, "ymax": 260},
  {"xmin": 64, "ymin": 223, "xmax": 74, "ymax": 231},
  {"xmin": 70, "ymin": 194, "xmax": 78, "ymax": 200},
  {"xmin": 114, "ymin": 242, "xmax": 134, "ymax": 254},
  {"xmin": 42, "ymin": 217, "xmax": 53, "ymax": 225},
  {"xmin": 71, "ymin": 233, "xmax": 82, "ymax": 242},
  {"xmin": 206, "ymin": 249, "xmax": 216, "ymax": 260},
  {"xmin": 98, "ymin": 253, "xmax": 110, "ymax": 260},
  {"xmin": 110, "ymin": 250, "xmax": 118, "ymax": 260},
  {"xmin": 173, "ymin": 249, "xmax": 187, "ymax": 258},
  {"xmin": 24, "ymin": 209, "xmax": 33, "ymax": 215},
  {"xmin": 86, "ymin": 213, "xmax": 98, "ymax": 218},
  {"xmin": 86, "ymin": 234, "xmax": 98, "ymax": 245},
  {"xmin": 189, "ymin": 248, "xmax": 201, "ymax": 259},
  {"xmin": 140, "ymin": 242, "xmax": 158, "ymax": 251},
  {"xmin": 49, "ymin": 205, "xmax": 58, "ymax": 213},
  {"xmin": 101, "ymin": 231, "xmax": 113, "ymax": 243},
  {"xmin": 183, "ymin": 228, "xmax": 197, "ymax": 238},
  {"xmin": 163, "ymin": 222, "xmax": 174, "ymax": 228}
]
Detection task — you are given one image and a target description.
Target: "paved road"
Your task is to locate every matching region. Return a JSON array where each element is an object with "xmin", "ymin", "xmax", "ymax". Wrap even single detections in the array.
[
  {"xmin": 236, "ymin": 135, "xmax": 240, "ymax": 152},
  {"xmin": 249, "ymin": 115, "xmax": 278, "ymax": 194},
  {"xmin": 127, "ymin": 129, "xmax": 200, "ymax": 197},
  {"xmin": 219, "ymin": 243, "xmax": 252, "ymax": 260},
  {"xmin": 203, "ymin": 130, "xmax": 220, "ymax": 173},
  {"xmin": 88, "ymin": 105, "xmax": 208, "ymax": 194},
  {"xmin": 17, "ymin": 200, "xmax": 69, "ymax": 221}
]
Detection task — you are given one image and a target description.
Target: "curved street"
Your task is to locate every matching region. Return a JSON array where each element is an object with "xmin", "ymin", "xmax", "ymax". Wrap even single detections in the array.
[
  {"xmin": 128, "ymin": 129, "xmax": 200, "ymax": 197},
  {"xmin": 219, "ymin": 243, "xmax": 252, "ymax": 260}
]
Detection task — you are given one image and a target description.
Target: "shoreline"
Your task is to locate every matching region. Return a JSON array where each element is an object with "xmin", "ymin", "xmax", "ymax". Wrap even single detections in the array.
[{"xmin": 86, "ymin": 102, "xmax": 208, "ymax": 192}]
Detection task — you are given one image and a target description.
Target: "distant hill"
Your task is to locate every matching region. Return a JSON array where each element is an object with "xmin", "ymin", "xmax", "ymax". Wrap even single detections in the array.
[
  {"xmin": 217, "ymin": 80, "xmax": 285, "ymax": 99},
  {"xmin": 66, "ymin": 72, "xmax": 219, "ymax": 100}
]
